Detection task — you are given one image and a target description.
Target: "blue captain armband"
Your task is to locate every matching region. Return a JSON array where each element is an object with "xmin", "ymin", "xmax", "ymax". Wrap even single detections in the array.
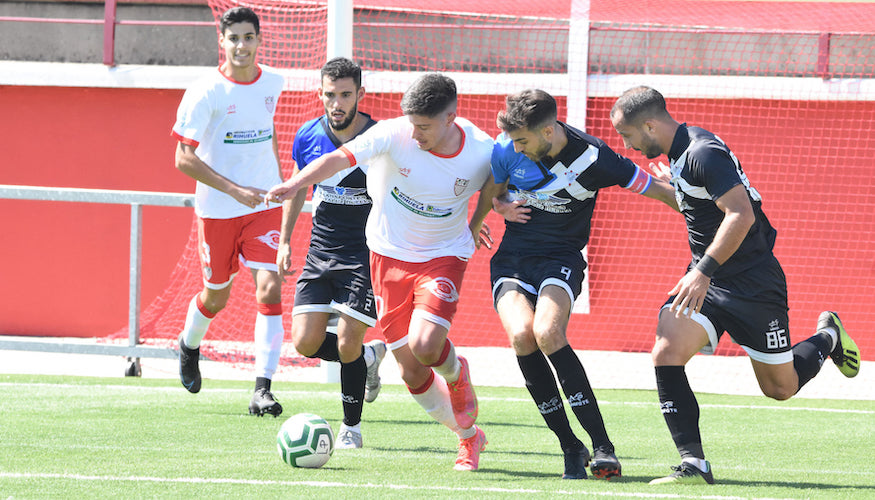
[{"xmin": 624, "ymin": 165, "xmax": 653, "ymax": 194}]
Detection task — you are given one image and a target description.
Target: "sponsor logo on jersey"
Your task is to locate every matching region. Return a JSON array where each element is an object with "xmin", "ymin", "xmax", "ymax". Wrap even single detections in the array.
[
  {"xmin": 390, "ymin": 187, "xmax": 452, "ymax": 218},
  {"xmin": 314, "ymin": 185, "xmax": 371, "ymax": 206},
  {"xmin": 223, "ymin": 129, "xmax": 273, "ymax": 144},
  {"xmin": 264, "ymin": 95, "xmax": 275, "ymax": 114},
  {"xmin": 256, "ymin": 230, "xmax": 281, "ymax": 250},
  {"xmin": 399, "ymin": 167, "xmax": 411, "ymax": 177},
  {"xmin": 420, "ymin": 277, "xmax": 459, "ymax": 303},
  {"xmin": 510, "ymin": 188, "xmax": 571, "ymax": 214},
  {"xmin": 226, "ymin": 104, "xmax": 237, "ymax": 115},
  {"xmin": 453, "ymin": 178, "xmax": 469, "ymax": 196}
]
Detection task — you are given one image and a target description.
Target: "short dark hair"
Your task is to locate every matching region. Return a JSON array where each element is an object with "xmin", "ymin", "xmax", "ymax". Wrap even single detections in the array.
[
  {"xmin": 611, "ymin": 86, "xmax": 669, "ymax": 126},
  {"xmin": 220, "ymin": 6, "xmax": 260, "ymax": 35},
  {"xmin": 321, "ymin": 57, "xmax": 362, "ymax": 89},
  {"xmin": 400, "ymin": 73, "xmax": 457, "ymax": 117},
  {"xmin": 496, "ymin": 89, "xmax": 557, "ymax": 132}
]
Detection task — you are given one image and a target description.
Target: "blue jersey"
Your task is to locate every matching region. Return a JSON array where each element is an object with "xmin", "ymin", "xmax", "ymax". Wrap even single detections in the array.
[
  {"xmin": 667, "ymin": 123, "xmax": 777, "ymax": 278},
  {"xmin": 292, "ymin": 114, "xmax": 377, "ymax": 255},
  {"xmin": 491, "ymin": 122, "xmax": 639, "ymax": 255}
]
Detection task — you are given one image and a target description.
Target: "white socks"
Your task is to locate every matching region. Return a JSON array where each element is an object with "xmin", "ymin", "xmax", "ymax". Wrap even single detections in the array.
[{"xmin": 254, "ymin": 312, "xmax": 284, "ymax": 379}]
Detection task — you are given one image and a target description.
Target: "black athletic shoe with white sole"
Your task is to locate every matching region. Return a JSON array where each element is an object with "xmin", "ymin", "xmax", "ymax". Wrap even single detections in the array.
[
  {"xmin": 249, "ymin": 388, "xmax": 283, "ymax": 417},
  {"xmin": 650, "ymin": 461, "xmax": 714, "ymax": 485}
]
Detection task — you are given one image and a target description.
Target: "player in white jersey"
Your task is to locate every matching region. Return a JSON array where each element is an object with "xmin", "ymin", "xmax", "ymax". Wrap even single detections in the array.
[
  {"xmin": 267, "ymin": 73, "xmax": 503, "ymax": 471},
  {"xmin": 171, "ymin": 6, "xmax": 286, "ymax": 417}
]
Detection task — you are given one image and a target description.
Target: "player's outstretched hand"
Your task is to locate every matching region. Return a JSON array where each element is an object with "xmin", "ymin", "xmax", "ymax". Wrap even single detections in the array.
[
  {"xmin": 264, "ymin": 181, "xmax": 296, "ymax": 205},
  {"xmin": 649, "ymin": 161, "xmax": 672, "ymax": 183},
  {"xmin": 493, "ymin": 196, "xmax": 531, "ymax": 223}
]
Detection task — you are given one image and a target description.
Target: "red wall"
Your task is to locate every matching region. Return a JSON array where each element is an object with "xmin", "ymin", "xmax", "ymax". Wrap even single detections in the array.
[{"xmin": 0, "ymin": 86, "xmax": 192, "ymax": 337}]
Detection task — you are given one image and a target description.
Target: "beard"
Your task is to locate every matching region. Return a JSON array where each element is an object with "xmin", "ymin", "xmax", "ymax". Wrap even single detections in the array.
[
  {"xmin": 329, "ymin": 102, "xmax": 358, "ymax": 132},
  {"xmin": 642, "ymin": 139, "xmax": 663, "ymax": 159},
  {"xmin": 527, "ymin": 136, "xmax": 553, "ymax": 162}
]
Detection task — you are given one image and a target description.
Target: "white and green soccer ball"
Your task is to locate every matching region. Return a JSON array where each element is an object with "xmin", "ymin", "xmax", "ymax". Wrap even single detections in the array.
[{"xmin": 276, "ymin": 413, "xmax": 335, "ymax": 468}]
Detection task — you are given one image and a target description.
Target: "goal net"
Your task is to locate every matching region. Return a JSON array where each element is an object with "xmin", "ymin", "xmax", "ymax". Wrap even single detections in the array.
[{"xmin": 122, "ymin": 0, "xmax": 875, "ymax": 375}]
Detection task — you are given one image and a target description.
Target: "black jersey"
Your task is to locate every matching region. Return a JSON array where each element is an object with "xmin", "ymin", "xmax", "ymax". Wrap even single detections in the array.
[
  {"xmin": 291, "ymin": 114, "xmax": 377, "ymax": 255},
  {"xmin": 491, "ymin": 122, "xmax": 640, "ymax": 255},
  {"xmin": 667, "ymin": 123, "xmax": 777, "ymax": 278}
]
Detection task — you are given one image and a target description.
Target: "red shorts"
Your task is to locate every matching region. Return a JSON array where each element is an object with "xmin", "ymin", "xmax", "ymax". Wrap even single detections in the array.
[
  {"xmin": 369, "ymin": 253, "xmax": 468, "ymax": 346},
  {"xmin": 197, "ymin": 208, "xmax": 282, "ymax": 288}
]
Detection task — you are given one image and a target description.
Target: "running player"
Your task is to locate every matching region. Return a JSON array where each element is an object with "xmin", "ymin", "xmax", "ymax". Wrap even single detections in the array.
[
  {"xmin": 277, "ymin": 57, "xmax": 387, "ymax": 448},
  {"xmin": 610, "ymin": 85, "xmax": 861, "ymax": 485},
  {"xmin": 490, "ymin": 89, "xmax": 678, "ymax": 480},
  {"xmin": 267, "ymin": 73, "xmax": 502, "ymax": 471},
  {"xmin": 171, "ymin": 6, "xmax": 286, "ymax": 416}
]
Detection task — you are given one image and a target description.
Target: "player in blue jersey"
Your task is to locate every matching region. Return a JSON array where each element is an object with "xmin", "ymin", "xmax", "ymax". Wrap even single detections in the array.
[
  {"xmin": 610, "ymin": 86, "xmax": 861, "ymax": 485},
  {"xmin": 490, "ymin": 89, "xmax": 678, "ymax": 480},
  {"xmin": 276, "ymin": 57, "xmax": 387, "ymax": 449}
]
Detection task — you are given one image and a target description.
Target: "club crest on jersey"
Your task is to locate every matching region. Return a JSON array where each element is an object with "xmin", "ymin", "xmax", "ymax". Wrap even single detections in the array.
[
  {"xmin": 454, "ymin": 178, "xmax": 469, "ymax": 196},
  {"xmin": 256, "ymin": 230, "xmax": 281, "ymax": 250},
  {"xmin": 421, "ymin": 277, "xmax": 459, "ymax": 303},
  {"xmin": 264, "ymin": 96, "xmax": 275, "ymax": 114}
]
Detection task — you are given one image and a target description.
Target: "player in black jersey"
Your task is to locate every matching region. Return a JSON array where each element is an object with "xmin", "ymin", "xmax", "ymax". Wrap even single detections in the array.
[
  {"xmin": 611, "ymin": 86, "xmax": 861, "ymax": 485},
  {"xmin": 277, "ymin": 57, "xmax": 387, "ymax": 449},
  {"xmin": 491, "ymin": 89, "xmax": 677, "ymax": 480}
]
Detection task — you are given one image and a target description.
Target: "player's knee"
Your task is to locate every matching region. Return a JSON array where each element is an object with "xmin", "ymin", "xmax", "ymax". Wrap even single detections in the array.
[
  {"xmin": 292, "ymin": 329, "xmax": 323, "ymax": 358},
  {"xmin": 337, "ymin": 339, "xmax": 362, "ymax": 364},
  {"xmin": 761, "ymin": 381, "xmax": 796, "ymax": 401},
  {"xmin": 508, "ymin": 329, "xmax": 537, "ymax": 354},
  {"xmin": 255, "ymin": 281, "xmax": 282, "ymax": 304},
  {"xmin": 200, "ymin": 291, "xmax": 229, "ymax": 314}
]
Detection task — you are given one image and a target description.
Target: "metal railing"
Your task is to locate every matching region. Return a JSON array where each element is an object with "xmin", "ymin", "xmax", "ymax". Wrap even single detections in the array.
[
  {"xmin": 0, "ymin": 0, "xmax": 214, "ymax": 66},
  {"xmin": 0, "ymin": 185, "xmax": 195, "ymax": 375}
]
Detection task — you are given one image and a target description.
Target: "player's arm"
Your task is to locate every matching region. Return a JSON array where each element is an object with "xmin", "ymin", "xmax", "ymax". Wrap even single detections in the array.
[
  {"xmin": 272, "ymin": 121, "xmax": 283, "ymax": 180},
  {"xmin": 276, "ymin": 166, "xmax": 308, "ymax": 281},
  {"xmin": 668, "ymin": 183, "xmax": 754, "ymax": 317},
  {"xmin": 491, "ymin": 182, "xmax": 532, "ymax": 223},
  {"xmin": 175, "ymin": 142, "xmax": 266, "ymax": 209},
  {"xmin": 469, "ymin": 173, "xmax": 504, "ymax": 250},
  {"xmin": 623, "ymin": 162, "xmax": 679, "ymax": 212},
  {"xmin": 266, "ymin": 148, "xmax": 351, "ymax": 203},
  {"xmin": 640, "ymin": 177, "xmax": 679, "ymax": 212}
]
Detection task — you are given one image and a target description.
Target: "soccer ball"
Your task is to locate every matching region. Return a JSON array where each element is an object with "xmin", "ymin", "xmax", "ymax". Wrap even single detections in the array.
[{"xmin": 276, "ymin": 413, "xmax": 334, "ymax": 468}]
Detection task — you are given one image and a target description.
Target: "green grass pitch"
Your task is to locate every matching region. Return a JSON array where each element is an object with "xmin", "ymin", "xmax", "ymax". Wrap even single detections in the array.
[{"xmin": 1, "ymin": 374, "xmax": 873, "ymax": 499}]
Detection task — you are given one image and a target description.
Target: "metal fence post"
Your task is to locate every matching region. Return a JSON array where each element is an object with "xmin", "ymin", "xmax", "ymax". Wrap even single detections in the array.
[{"xmin": 103, "ymin": 0, "xmax": 117, "ymax": 66}]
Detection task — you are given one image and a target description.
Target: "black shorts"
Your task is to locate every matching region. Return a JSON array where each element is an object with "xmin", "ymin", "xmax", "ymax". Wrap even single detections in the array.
[
  {"xmin": 490, "ymin": 250, "xmax": 585, "ymax": 309},
  {"xmin": 294, "ymin": 249, "xmax": 378, "ymax": 327},
  {"xmin": 664, "ymin": 255, "xmax": 791, "ymax": 364}
]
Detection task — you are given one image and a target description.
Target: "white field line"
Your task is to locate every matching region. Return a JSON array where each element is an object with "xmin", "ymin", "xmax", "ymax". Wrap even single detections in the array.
[
  {"xmin": 2, "ymin": 383, "xmax": 872, "ymax": 414},
  {"xmin": 0, "ymin": 472, "xmax": 791, "ymax": 500}
]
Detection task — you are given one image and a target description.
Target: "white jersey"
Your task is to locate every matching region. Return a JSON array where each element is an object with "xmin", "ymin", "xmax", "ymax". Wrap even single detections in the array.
[
  {"xmin": 341, "ymin": 116, "xmax": 493, "ymax": 263},
  {"xmin": 172, "ymin": 65, "xmax": 284, "ymax": 219}
]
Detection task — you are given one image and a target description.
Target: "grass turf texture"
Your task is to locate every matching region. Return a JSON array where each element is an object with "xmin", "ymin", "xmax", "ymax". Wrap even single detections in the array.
[{"xmin": 1, "ymin": 374, "xmax": 873, "ymax": 499}]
